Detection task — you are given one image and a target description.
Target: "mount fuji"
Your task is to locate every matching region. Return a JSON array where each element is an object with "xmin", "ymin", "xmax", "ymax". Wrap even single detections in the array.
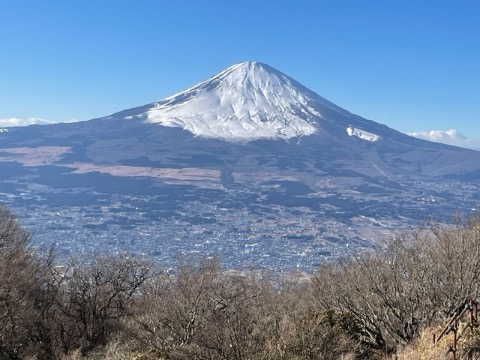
[
  {"xmin": 144, "ymin": 61, "xmax": 331, "ymax": 141},
  {"xmin": 0, "ymin": 61, "xmax": 479, "ymax": 271},
  {"xmin": 110, "ymin": 61, "xmax": 402, "ymax": 143}
]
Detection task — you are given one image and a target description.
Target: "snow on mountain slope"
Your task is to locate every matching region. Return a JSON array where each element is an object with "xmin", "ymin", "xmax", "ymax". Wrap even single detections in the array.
[
  {"xmin": 145, "ymin": 62, "xmax": 350, "ymax": 141},
  {"xmin": 346, "ymin": 126, "xmax": 380, "ymax": 142}
]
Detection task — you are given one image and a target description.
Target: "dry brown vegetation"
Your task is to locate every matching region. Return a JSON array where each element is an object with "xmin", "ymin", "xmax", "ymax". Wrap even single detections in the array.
[{"xmin": 1, "ymin": 204, "xmax": 480, "ymax": 359}]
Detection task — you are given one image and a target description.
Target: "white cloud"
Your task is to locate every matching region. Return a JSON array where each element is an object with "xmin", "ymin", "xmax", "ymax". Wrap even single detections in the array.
[
  {"xmin": 408, "ymin": 129, "xmax": 480, "ymax": 150},
  {"xmin": 0, "ymin": 117, "xmax": 81, "ymax": 128},
  {"xmin": 0, "ymin": 117, "xmax": 55, "ymax": 127}
]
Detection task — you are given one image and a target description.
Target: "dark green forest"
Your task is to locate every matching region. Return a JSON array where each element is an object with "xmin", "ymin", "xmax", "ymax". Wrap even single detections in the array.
[{"xmin": 1, "ymin": 204, "xmax": 480, "ymax": 359}]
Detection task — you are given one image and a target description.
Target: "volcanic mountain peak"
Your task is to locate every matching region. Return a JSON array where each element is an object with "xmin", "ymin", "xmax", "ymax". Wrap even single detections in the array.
[{"xmin": 143, "ymin": 61, "xmax": 350, "ymax": 142}]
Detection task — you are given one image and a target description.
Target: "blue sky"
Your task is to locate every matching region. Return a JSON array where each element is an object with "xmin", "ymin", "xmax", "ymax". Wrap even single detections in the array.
[{"xmin": 1, "ymin": 1, "xmax": 479, "ymax": 147}]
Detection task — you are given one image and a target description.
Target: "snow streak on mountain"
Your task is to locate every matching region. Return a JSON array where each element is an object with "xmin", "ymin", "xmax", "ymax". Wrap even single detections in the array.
[
  {"xmin": 346, "ymin": 126, "xmax": 380, "ymax": 142},
  {"xmin": 143, "ymin": 61, "xmax": 354, "ymax": 142}
]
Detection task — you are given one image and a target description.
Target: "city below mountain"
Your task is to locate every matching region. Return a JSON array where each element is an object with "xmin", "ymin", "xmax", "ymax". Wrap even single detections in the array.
[{"xmin": 1, "ymin": 61, "xmax": 479, "ymax": 272}]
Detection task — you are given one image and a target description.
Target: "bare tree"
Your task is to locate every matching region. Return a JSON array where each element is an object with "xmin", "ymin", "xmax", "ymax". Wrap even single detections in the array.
[
  {"xmin": 193, "ymin": 273, "xmax": 276, "ymax": 360},
  {"xmin": 0, "ymin": 204, "xmax": 38, "ymax": 359},
  {"xmin": 56, "ymin": 255, "xmax": 150, "ymax": 355},
  {"xmin": 312, "ymin": 217, "xmax": 480, "ymax": 355},
  {"xmin": 125, "ymin": 256, "xmax": 221, "ymax": 357}
]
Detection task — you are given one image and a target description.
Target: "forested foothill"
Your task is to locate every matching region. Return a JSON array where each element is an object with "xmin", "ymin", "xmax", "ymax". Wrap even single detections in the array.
[{"xmin": 1, "ymin": 204, "xmax": 480, "ymax": 359}]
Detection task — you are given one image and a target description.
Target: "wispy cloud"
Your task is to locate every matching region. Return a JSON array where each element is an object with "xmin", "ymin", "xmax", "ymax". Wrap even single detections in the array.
[
  {"xmin": 0, "ymin": 117, "xmax": 80, "ymax": 128},
  {"xmin": 408, "ymin": 129, "xmax": 480, "ymax": 150},
  {"xmin": 0, "ymin": 117, "xmax": 55, "ymax": 127}
]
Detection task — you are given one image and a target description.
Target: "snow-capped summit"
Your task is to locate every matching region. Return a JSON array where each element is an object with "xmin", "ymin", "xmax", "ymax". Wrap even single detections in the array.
[
  {"xmin": 143, "ymin": 61, "xmax": 350, "ymax": 141},
  {"xmin": 109, "ymin": 61, "xmax": 417, "ymax": 146}
]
